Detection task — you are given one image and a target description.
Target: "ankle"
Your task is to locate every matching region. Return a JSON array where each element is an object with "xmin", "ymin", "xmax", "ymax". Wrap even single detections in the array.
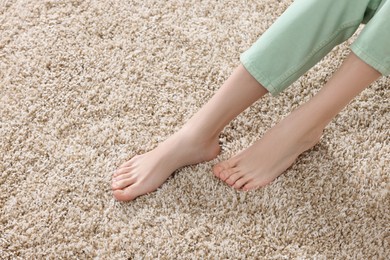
[
  {"xmin": 179, "ymin": 123, "xmax": 220, "ymax": 143},
  {"xmin": 278, "ymin": 115, "xmax": 324, "ymax": 150},
  {"xmin": 302, "ymin": 126, "xmax": 323, "ymax": 148},
  {"xmin": 164, "ymin": 126, "xmax": 220, "ymax": 163}
]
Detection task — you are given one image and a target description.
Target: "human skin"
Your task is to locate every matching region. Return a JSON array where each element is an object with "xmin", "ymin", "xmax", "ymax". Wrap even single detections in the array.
[{"xmin": 111, "ymin": 52, "xmax": 380, "ymax": 201}]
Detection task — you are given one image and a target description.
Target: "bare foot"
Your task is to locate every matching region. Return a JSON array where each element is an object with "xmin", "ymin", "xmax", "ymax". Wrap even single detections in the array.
[
  {"xmin": 213, "ymin": 114, "xmax": 323, "ymax": 191},
  {"xmin": 112, "ymin": 128, "xmax": 220, "ymax": 201}
]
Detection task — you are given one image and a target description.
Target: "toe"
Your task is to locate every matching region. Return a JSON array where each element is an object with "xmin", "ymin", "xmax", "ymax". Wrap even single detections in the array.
[
  {"xmin": 113, "ymin": 166, "xmax": 133, "ymax": 177},
  {"xmin": 242, "ymin": 181, "xmax": 263, "ymax": 191},
  {"xmin": 112, "ymin": 172, "xmax": 132, "ymax": 182},
  {"xmin": 112, "ymin": 183, "xmax": 143, "ymax": 201},
  {"xmin": 112, "ymin": 176, "xmax": 136, "ymax": 190},
  {"xmin": 117, "ymin": 155, "xmax": 141, "ymax": 169},
  {"xmin": 118, "ymin": 160, "xmax": 132, "ymax": 169},
  {"xmin": 225, "ymin": 172, "xmax": 243, "ymax": 186},
  {"xmin": 213, "ymin": 159, "xmax": 236, "ymax": 178},
  {"xmin": 113, "ymin": 189, "xmax": 135, "ymax": 201},
  {"xmin": 212, "ymin": 164, "xmax": 224, "ymax": 178},
  {"xmin": 220, "ymin": 168, "xmax": 237, "ymax": 181},
  {"xmin": 232, "ymin": 177, "xmax": 249, "ymax": 190}
]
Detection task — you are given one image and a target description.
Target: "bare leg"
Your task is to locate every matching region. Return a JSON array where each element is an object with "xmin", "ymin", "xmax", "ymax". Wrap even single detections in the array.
[
  {"xmin": 112, "ymin": 65, "xmax": 268, "ymax": 201},
  {"xmin": 213, "ymin": 52, "xmax": 381, "ymax": 190}
]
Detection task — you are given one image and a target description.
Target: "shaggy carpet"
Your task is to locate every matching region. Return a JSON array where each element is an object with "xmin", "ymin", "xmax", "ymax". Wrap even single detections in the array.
[{"xmin": 1, "ymin": 0, "xmax": 389, "ymax": 258}]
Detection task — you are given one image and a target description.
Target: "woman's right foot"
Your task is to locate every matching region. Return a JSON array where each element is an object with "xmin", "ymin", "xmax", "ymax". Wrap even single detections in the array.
[
  {"xmin": 111, "ymin": 65, "xmax": 268, "ymax": 202},
  {"xmin": 112, "ymin": 127, "xmax": 221, "ymax": 201}
]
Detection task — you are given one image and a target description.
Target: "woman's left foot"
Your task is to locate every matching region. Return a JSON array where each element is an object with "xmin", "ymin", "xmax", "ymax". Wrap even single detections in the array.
[{"xmin": 213, "ymin": 113, "xmax": 323, "ymax": 191}]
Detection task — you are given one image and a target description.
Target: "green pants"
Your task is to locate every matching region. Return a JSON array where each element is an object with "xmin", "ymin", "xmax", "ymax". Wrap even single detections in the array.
[{"xmin": 241, "ymin": 0, "xmax": 390, "ymax": 96}]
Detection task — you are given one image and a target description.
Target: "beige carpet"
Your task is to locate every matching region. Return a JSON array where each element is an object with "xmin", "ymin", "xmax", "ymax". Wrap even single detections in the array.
[{"xmin": 1, "ymin": 0, "xmax": 389, "ymax": 258}]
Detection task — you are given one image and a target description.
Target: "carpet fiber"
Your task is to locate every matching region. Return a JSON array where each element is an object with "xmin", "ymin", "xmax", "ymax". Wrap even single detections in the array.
[{"xmin": 1, "ymin": 0, "xmax": 389, "ymax": 258}]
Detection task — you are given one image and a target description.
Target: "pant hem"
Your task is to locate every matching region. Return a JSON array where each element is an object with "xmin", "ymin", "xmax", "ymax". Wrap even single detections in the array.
[
  {"xmin": 240, "ymin": 56, "xmax": 281, "ymax": 96},
  {"xmin": 351, "ymin": 44, "xmax": 389, "ymax": 76}
]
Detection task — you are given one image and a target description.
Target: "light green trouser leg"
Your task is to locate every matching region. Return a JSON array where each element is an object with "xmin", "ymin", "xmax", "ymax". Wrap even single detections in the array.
[
  {"xmin": 240, "ymin": 0, "xmax": 384, "ymax": 96},
  {"xmin": 351, "ymin": 0, "xmax": 390, "ymax": 76}
]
